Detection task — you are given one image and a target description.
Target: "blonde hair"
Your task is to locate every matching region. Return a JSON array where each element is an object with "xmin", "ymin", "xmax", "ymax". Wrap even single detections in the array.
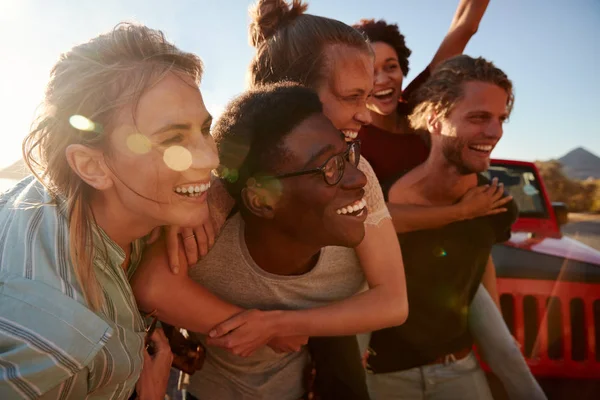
[
  {"xmin": 22, "ymin": 23, "xmax": 204, "ymax": 311},
  {"xmin": 409, "ymin": 55, "xmax": 514, "ymax": 130}
]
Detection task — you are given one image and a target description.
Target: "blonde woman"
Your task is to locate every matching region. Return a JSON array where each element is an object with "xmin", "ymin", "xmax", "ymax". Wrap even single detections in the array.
[{"xmin": 0, "ymin": 23, "xmax": 218, "ymax": 399}]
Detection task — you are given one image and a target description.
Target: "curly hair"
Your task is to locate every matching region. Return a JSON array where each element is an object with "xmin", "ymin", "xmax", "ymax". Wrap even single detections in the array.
[
  {"xmin": 409, "ymin": 55, "xmax": 514, "ymax": 130},
  {"xmin": 212, "ymin": 82, "xmax": 323, "ymax": 204},
  {"xmin": 353, "ymin": 19, "xmax": 411, "ymax": 76}
]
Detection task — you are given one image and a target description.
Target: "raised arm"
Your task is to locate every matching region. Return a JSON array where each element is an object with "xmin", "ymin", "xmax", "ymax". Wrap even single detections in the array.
[{"xmin": 429, "ymin": 0, "xmax": 490, "ymax": 70}]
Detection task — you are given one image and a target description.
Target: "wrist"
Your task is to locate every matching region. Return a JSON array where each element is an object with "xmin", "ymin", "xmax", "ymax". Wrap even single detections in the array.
[
  {"xmin": 453, "ymin": 202, "xmax": 470, "ymax": 221},
  {"xmin": 268, "ymin": 310, "xmax": 297, "ymax": 337}
]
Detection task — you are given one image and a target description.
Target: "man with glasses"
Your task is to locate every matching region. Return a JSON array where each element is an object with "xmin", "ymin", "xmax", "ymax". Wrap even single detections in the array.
[{"xmin": 133, "ymin": 82, "xmax": 398, "ymax": 400}]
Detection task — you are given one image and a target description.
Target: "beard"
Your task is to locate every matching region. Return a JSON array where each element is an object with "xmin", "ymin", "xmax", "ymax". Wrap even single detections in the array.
[{"xmin": 440, "ymin": 135, "xmax": 478, "ymax": 175}]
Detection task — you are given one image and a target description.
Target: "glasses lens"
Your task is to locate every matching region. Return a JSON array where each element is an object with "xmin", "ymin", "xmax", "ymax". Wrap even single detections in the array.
[
  {"xmin": 323, "ymin": 155, "xmax": 344, "ymax": 185},
  {"xmin": 348, "ymin": 141, "xmax": 360, "ymax": 166}
]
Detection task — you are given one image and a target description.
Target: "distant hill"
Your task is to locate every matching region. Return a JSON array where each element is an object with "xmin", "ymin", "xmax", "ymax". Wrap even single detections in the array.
[
  {"xmin": 558, "ymin": 147, "xmax": 600, "ymax": 180},
  {"xmin": 0, "ymin": 159, "xmax": 29, "ymax": 180}
]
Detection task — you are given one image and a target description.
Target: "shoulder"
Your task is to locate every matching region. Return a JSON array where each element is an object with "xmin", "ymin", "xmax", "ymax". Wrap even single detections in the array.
[
  {"xmin": 357, "ymin": 157, "xmax": 391, "ymax": 225},
  {"xmin": 0, "ymin": 178, "xmax": 85, "ymax": 299}
]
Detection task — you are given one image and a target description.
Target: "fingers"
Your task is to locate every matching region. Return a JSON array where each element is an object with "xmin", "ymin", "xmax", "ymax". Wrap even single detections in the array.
[
  {"xmin": 208, "ymin": 310, "xmax": 253, "ymax": 338},
  {"xmin": 181, "ymin": 227, "xmax": 199, "ymax": 266},
  {"xmin": 150, "ymin": 328, "xmax": 171, "ymax": 354},
  {"xmin": 195, "ymin": 225, "xmax": 209, "ymax": 259},
  {"xmin": 165, "ymin": 226, "xmax": 181, "ymax": 274},
  {"xmin": 146, "ymin": 226, "xmax": 162, "ymax": 245},
  {"xmin": 484, "ymin": 208, "xmax": 508, "ymax": 216},
  {"xmin": 203, "ymin": 221, "xmax": 216, "ymax": 255},
  {"xmin": 493, "ymin": 195, "xmax": 513, "ymax": 208}
]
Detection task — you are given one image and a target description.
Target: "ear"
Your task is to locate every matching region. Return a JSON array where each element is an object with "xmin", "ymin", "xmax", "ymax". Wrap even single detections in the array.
[
  {"xmin": 241, "ymin": 182, "xmax": 278, "ymax": 219},
  {"xmin": 65, "ymin": 144, "xmax": 113, "ymax": 190},
  {"xmin": 426, "ymin": 113, "xmax": 442, "ymax": 136}
]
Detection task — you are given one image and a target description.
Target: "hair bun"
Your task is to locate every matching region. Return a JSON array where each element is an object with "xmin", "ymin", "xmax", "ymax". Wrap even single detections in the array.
[{"xmin": 249, "ymin": 0, "xmax": 307, "ymax": 48}]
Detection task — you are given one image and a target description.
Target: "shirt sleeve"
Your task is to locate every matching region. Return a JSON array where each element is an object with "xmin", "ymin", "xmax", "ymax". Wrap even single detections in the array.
[
  {"xmin": 0, "ymin": 272, "xmax": 113, "ymax": 399},
  {"xmin": 359, "ymin": 156, "xmax": 391, "ymax": 226}
]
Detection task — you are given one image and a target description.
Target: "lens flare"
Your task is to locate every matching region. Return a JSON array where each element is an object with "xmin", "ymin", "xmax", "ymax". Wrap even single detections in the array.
[
  {"xmin": 126, "ymin": 134, "xmax": 152, "ymax": 155},
  {"xmin": 163, "ymin": 145, "xmax": 192, "ymax": 172},
  {"xmin": 69, "ymin": 115, "xmax": 101, "ymax": 132}
]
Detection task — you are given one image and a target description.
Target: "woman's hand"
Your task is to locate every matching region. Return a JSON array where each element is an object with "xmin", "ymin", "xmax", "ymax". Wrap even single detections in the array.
[
  {"xmin": 267, "ymin": 335, "xmax": 309, "ymax": 353},
  {"xmin": 206, "ymin": 309, "xmax": 287, "ymax": 357},
  {"xmin": 135, "ymin": 328, "xmax": 173, "ymax": 400},
  {"xmin": 458, "ymin": 177, "xmax": 513, "ymax": 220}
]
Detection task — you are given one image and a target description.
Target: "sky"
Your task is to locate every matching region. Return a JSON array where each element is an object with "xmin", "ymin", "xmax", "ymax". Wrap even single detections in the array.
[{"xmin": 0, "ymin": 0, "xmax": 599, "ymax": 170}]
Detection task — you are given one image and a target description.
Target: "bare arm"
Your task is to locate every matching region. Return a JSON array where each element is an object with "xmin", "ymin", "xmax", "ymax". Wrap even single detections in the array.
[
  {"xmin": 274, "ymin": 157, "xmax": 407, "ymax": 335},
  {"xmin": 388, "ymin": 178, "xmax": 513, "ymax": 234},
  {"xmin": 481, "ymin": 255, "xmax": 501, "ymax": 311},
  {"xmin": 388, "ymin": 202, "xmax": 466, "ymax": 233},
  {"xmin": 131, "ymin": 237, "xmax": 242, "ymax": 334},
  {"xmin": 275, "ymin": 218, "xmax": 408, "ymax": 336},
  {"xmin": 429, "ymin": 0, "xmax": 490, "ymax": 70}
]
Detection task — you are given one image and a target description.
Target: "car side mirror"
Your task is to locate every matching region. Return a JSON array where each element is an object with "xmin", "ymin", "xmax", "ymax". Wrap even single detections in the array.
[{"xmin": 552, "ymin": 202, "xmax": 569, "ymax": 227}]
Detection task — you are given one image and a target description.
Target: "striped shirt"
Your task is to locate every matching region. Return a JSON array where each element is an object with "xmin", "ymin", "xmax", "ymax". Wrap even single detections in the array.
[{"xmin": 0, "ymin": 177, "xmax": 146, "ymax": 399}]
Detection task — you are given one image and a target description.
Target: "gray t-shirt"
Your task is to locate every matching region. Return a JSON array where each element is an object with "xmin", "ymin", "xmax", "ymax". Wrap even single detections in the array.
[{"xmin": 186, "ymin": 213, "xmax": 367, "ymax": 400}]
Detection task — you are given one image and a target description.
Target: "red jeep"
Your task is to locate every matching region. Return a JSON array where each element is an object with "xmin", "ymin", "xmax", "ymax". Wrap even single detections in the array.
[{"xmin": 488, "ymin": 159, "xmax": 600, "ymax": 397}]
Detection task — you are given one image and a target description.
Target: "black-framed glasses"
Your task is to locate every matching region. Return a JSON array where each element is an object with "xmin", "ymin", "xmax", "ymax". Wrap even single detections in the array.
[{"xmin": 272, "ymin": 140, "xmax": 361, "ymax": 186}]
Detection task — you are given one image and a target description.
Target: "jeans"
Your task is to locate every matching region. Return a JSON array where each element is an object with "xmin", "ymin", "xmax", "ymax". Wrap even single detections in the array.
[
  {"xmin": 469, "ymin": 284, "xmax": 546, "ymax": 400},
  {"xmin": 358, "ymin": 284, "xmax": 546, "ymax": 400},
  {"xmin": 366, "ymin": 351, "xmax": 493, "ymax": 400}
]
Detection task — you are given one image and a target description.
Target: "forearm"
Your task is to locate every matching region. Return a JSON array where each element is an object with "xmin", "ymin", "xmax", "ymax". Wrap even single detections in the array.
[
  {"xmin": 449, "ymin": 0, "xmax": 490, "ymax": 33},
  {"xmin": 481, "ymin": 256, "xmax": 501, "ymax": 310},
  {"xmin": 388, "ymin": 202, "xmax": 466, "ymax": 233},
  {"xmin": 132, "ymin": 239, "xmax": 242, "ymax": 334},
  {"xmin": 276, "ymin": 284, "xmax": 407, "ymax": 337},
  {"xmin": 276, "ymin": 218, "xmax": 407, "ymax": 336},
  {"xmin": 429, "ymin": 0, "xmax": 490, "ymax": 70}
]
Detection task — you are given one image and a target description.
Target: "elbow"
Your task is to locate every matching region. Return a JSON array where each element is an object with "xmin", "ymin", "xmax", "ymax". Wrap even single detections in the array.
[
  {"xmin": 382, "ymin": 287, "xmax": 409, "ymax": 327},
  {"xmin": 131, "ymin": 273, "xmax": 161, "ymax": 315},
  {"xmin": 390, "ymin": 296, "xmax": 409, "ymax": 326}
]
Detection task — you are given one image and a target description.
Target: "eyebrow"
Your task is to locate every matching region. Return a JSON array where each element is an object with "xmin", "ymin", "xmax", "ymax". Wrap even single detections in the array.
[
  {"xmin": 384, "ymin": 57, "xmax": 398, "ymax": 62},
  {"xmin": 303, "ymin": 143, "xmax": 337, "ymax": 168},
  {"xmin": 152, "ymin": 114, "xmax": 213, "ymax": 136}
]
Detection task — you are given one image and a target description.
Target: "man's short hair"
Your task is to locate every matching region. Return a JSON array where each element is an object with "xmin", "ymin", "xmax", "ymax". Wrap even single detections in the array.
[
  {"xmin": 409, "ymin": 55, "xmax": 514, "ymax": 130},
  {"xmin": 212, "ymin": 82, "xmax": 323, "ymax": 203}
]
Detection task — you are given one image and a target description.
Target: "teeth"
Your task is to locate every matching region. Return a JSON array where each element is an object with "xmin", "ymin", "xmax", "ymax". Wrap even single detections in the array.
[
  {"xmin": 471, "ymin": 144, "xmax": 493, "ymax": 152},
  {"xmin": 336, "ymin": 198, "xmax": 367, "ymax": 215},
  {"xmin": 174, "ymin": 181, "xmax": 212, "ymax": 196},
  {"xmin": 374, "ymin": 88, "xmax": 393, "ymax": 96},
  {"xmin": 341, "ymin": 130, "xmax": 358, "ymax": 140}
]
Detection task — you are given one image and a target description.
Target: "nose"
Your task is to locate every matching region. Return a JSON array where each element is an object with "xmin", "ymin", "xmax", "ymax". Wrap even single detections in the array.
[
  {"xmin": 485, "ymin": 119, "xmax": 504, "ymax": 139},
  {"xmin": 190, "ymin": 134, "xmax": 220, "ymax": 171},
  {"xmin": 355, "ymin": 102, "xmax": 372, "ymax": 126},
  {"xmin": 339, "ymin": 161, "xmax": 367, "ymax": 192},
  {"xmin": 374, "ymin": 69, "xmax": 388, "ymax": 86}
]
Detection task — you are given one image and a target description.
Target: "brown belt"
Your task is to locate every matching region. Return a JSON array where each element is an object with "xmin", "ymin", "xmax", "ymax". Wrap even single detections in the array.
[{"xmin": 425, "ymin": 347, "xmax": 472, "ymax": 366}]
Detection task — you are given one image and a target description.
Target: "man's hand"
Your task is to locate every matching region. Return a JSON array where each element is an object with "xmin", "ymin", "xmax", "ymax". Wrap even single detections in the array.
[
  {"xmin": 135, "ymin": 328, "xmax": 173, "ymax": 400},
  {"xmin": 458, "ymin": 177, "xmax": 513, "ymax": 220}
]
